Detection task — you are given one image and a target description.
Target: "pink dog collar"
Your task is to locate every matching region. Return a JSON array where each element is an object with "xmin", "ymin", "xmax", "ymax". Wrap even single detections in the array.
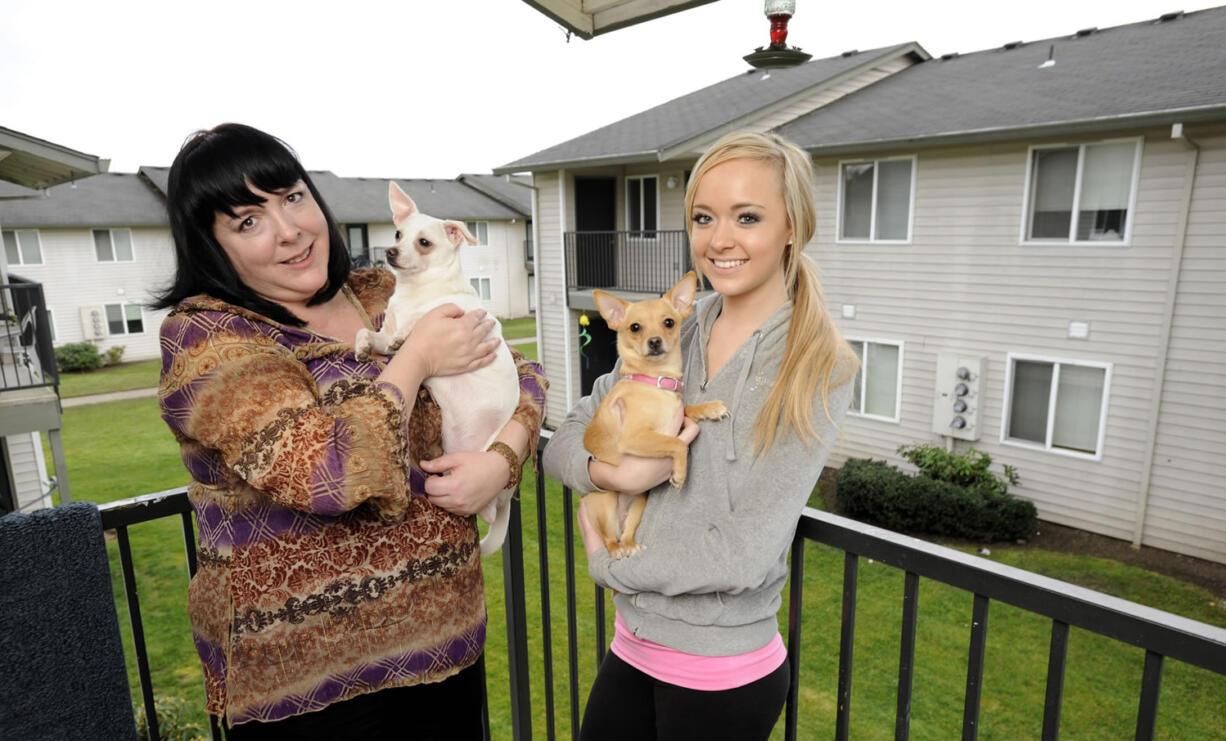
[{"xmin": 625, "ymin": 373, "xmax": 683, "ymax": 392}]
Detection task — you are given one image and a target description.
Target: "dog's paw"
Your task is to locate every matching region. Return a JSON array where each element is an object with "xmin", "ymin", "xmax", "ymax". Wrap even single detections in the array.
[
  {"xmin": 711, "ymin": 401, "xmax": 730, "ymax": 419},
  {"xmin": 354, "ymin": 331, "xmax": 373, "ymax": 362},
  {"xmin": 610, "ymin": 542, "xmax": 646, "ymax": 559},
  {"xmin": 388, "ymin": 335, "xmax": 406, "ymax": 353}
]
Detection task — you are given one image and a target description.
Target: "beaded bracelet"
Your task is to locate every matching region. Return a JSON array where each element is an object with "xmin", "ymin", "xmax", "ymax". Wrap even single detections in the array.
[{"xmin": 487, "ymin": 441, "xmax": 522, "ymax": 491}]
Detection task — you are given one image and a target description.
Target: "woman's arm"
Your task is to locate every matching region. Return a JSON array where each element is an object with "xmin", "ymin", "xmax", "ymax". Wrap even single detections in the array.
[
  {"xmin": 588, "ymin": 380, "xmax": 854, "ymax": 596},
  {"xmin": 421, "ymin": 349, "xmax": 547, "ymax": 515}
]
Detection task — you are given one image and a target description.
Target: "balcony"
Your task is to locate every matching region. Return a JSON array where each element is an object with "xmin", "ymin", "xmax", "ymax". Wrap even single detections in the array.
[
  {"xmin": 0, "ymin": 280, "xmax": 68, "ymax": 511},
  {"xmin": 564, "ymin": 230, "xmax": 692, "ymax": 299},
  {"xmin": 12, "ymin": 433, "xmax": 1220, "ymax": 740}
]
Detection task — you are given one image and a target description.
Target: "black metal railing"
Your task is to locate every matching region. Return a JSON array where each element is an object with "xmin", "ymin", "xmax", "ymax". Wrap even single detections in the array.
[
  {"xmin": 97, "ymin": 435, "xmax": 1226, "ymax": 741},
  {"xmin": 0, "ymin": 281, "xmax": 57, "ymax": 393},
  {"xmin": 564, "ymin": 230, "xmax": 691, "ymax": 294}
]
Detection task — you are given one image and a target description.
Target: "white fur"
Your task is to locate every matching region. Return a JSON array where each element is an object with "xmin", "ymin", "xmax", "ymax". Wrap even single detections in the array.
[{"xmin": 356, "ymin": 181, "xmax": 520, "ymax": 555}]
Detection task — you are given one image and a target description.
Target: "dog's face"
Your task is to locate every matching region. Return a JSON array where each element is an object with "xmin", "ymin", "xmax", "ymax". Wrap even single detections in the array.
[
  {"xmin": 594, "ymin": 272, "xmax": 697, "ymax": 370},
  {"xmin": 384, "ymin": 181, "xmax": 476, "ymax": 280}
]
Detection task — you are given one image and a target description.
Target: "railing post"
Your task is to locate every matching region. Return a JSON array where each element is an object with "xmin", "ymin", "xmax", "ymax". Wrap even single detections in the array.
[
  {"xmin": 836, "ymin": 552, "xmax": 859, "ymax": 741},
  {"xmin": 784, "ymin": 534, "xmax": 805, "ymax": 741},
  {"xmin": 501, "ymin": 493, "xmax": 532, "ymax": 741}
]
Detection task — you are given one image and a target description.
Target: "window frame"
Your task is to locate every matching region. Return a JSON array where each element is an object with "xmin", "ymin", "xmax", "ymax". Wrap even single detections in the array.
[
  {"xmin": 3, "ymin": 229, "xmax": 44, "ymax": 266},
  {"xmin": 103, "ymin": 302, "xmax": 145, "ymax": 336},
  {"xmin": 464, "ymin": 221, "xmax": 489, "ymax": 246},
  {"xmin": 1019, "ymin": 137, "xmax": 1142, "ymax": 246},
  {"xmin": 835, "ymin": 155, "xmax": 917, "ymax": 244},
  {"xmin": 1000, "ymin": 352, "xmax": 1112, "ymax": 461},
  {"xmin": 845, "ymin": 336, "xmax": 904, "ymax": 422},
  {"xmin": 345, "ymin": 223, "xmax": 369, "ymax": 260},
  {"xmin": 93, "ymin": 228, "xmax": 136, "ymax": 263},
  {"xmin": 45, "ymin": 308, "xmax": 57, "ymax": 342},
  {"xmin": 469, "ymin": 276, "xmax": 492, "ymax": 301},
  {"xmin": 625, "ymin": 175, "xmax": 659, "ymax": 238}
]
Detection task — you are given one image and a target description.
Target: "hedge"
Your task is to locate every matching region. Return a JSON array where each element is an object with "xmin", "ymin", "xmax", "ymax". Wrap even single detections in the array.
[{"xmin": 836, "ymin": 458, "xmax": 1038, "ymax": 542}]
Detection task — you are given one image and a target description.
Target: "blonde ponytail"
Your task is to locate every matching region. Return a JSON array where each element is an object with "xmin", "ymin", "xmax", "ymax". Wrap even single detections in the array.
[{"xmin": 685, "ymin": 131, "xmax": 858, "ymax": 454}]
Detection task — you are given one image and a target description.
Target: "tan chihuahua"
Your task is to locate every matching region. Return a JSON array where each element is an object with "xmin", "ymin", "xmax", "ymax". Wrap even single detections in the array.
[{"xmin": 582, "ymin": 271, "xmax": 728, "ymax": 559}]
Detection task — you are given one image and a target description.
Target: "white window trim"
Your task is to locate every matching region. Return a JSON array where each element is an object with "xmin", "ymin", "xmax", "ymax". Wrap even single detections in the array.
[
  {"xmin": 835, "ymin": 155, "xmax": 917, "ymax": 244},
  {"xmin": 103, "ymin": 301, "xmax": 145, "ymax": 336},
  {"xmin": 469, "ymin": 275, "xmax": 492, "ymax": 301},
  {"xmin": 3, "ymin": 228, "xmax": 44, "ymax": 266},
  {"xmin": 93, "ymin": 228, "xmax": 137, "ymax": 263},
  {"xmin": 846, "ymin": 336, "xmax": 904, "ymax": 423},
  {"xmin": 464, "ymin": 221, "xmax": 489, "ymax": 246},
  {"xmin": 625, "ymin": 175, "xmax": 660, "ymax": 238},
  {"xmin": 1000, "ymin": 351, "xmax": 1112, "ymax": 461},
  {"xmin": 1018, "ymin": 137, "xmax": 1142, "ymax": 246}
]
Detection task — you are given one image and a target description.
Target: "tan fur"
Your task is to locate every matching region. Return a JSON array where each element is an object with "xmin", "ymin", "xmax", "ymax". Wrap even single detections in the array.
[{"xmin": 582, "ymin": 272, "xmax": 728, "ymax": 559}]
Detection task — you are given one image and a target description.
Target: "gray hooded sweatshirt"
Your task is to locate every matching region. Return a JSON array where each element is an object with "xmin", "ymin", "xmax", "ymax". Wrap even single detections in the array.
[{"xmin": 543, "ymin": 293, "xmax": 853, "ymax": 656}]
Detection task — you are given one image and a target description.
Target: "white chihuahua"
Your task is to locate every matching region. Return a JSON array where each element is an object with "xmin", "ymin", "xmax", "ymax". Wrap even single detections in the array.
[{"xmin": 356, "ymin": 181, "xmax": 520, "ymax": 555}]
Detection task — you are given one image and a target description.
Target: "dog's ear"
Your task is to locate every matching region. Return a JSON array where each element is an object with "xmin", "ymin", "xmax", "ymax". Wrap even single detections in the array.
[
  {"xmin": 593, "ymin": 290, "xmax": 628, "ymax": 329},
  {"xmin": 666, "ymin": 271, "xmax": 698, "ymax": 318},
  {"xmin": 388, "ymin": 181, "xmax": 417, "ymax": 223},
  {"xmin": 444, "ymin": 220, "xmax": 478, "ymax": 247}
]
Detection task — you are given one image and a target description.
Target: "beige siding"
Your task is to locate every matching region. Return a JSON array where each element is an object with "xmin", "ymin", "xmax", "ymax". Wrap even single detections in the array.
[
  {"xmin": 817, "ymin": 129, "xmax": 1226, "ymax": 561},
  {"xmin": 1143, "ymin": 133, "xmax": 1226, "ymax": 563},
  {"xmin": 533, "ymin": 171, "xmax": 576, "ymax": 427},
  {"xmin": 5, "ymin": 432, "xmax": 49, "ymax": 511},
  {"xmin": 17, "ymin": 227, "xmax": 174, "ymax": 361}
]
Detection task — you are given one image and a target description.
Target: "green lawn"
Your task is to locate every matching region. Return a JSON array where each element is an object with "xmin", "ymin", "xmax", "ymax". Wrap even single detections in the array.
[
  {"xmin": 500, "ymin": 316, "xmax": 536, "ymax": 340},
  {"xmin": 57, "ymin": 359, "xmax": 161, "ymax": 398},
  {"xmin": 49, "ymin": 398, "xmax": 1226, "ymax": 739}
]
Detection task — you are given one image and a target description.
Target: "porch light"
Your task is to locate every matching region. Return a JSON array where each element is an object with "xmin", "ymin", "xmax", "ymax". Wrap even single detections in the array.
[{"xmin": 745, "ymin": 0, "xmax": 812, "ymax": 69}]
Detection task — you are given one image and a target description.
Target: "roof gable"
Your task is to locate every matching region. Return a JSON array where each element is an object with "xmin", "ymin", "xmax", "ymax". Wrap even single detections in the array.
[
  {"xmin": 496, "ymin": 43, "xmax": 923, "ymax": 172},
  {"xmin": 778, "ymin": 7, "xmax": 1226, "ymax": 153}
]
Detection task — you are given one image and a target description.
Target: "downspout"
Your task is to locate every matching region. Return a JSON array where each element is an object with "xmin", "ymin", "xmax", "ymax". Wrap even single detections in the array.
[
  {"xmin": 1131, "ymin": 124, "xmax": 1199, "ymax": 548},
  {"xmin": 558, "ymin": 169, "xmax": 575, "ymax": 414}
]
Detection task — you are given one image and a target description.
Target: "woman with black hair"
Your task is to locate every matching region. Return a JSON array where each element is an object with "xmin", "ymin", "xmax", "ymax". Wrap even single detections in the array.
[{"xmin": 153, "ymin": 123, "xmax": 546, "ymax": 739}]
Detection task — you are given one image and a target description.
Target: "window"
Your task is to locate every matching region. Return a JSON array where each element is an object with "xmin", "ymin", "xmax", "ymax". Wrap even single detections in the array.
[
  {"xmin": 45, "ymin": 309, "xmax": 56, "ymax": 342},
  {"xmin": 847, "ymin": 339, "xmax": 902, "ymax": 420},
  {"xmin": 1024, "ymin": 139, "xmax": 1140, "ymax": 243},
  {"xmin": 93, "ymin": 229, "xmax": 134, "ymax": 262},
  {"xmin": 469, "ymin": 277, "xmax": 491, "ymax": 301},
  {"xmin": 104, "ymin": 303, "xmax": 144, "ymax": 335},
  {"xmin": 464, "ymin": 221, "xmax": 489, "ymax": 245},
  {"xmin": 3, "ymin": 229, "xmax": 43, "ymax": 265},
  {"xmin": 345, "ymin": 224, "xmax": 368, "ymax": 261},
  {"xmin": 626, "ymin": 176, "xmax": 658, "ymax": 237},
  {"xmin": 1003, "ymin": 354, "xmax": 1110, "ymax": 458},
  {"xmin": 839, "ymin": 158, "xmax": 914, "ymax": 242}
]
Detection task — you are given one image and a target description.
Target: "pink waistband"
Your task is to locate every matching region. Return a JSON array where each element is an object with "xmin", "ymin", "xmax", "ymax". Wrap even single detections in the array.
[{"xmin": 610, "ymin": 612, "xmax": 786, "ymax": 691}]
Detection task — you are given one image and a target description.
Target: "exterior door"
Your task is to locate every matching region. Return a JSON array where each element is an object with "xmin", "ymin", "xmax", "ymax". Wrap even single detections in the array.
[{"xmin": 574, "ymin": 177, "xmax": 616, "ymax": 288}]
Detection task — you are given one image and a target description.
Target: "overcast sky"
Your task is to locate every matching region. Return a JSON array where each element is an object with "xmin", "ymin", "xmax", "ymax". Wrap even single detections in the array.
[{"xmin": 2, "ymin": 0, "xmax": 1211, "ymax": 178}]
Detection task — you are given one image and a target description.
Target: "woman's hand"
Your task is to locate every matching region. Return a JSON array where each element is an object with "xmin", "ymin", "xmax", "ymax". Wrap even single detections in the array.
[
  {"xmin": 420, "ymin": 449, "xmax": 510, "ymax": 517},
  {"xmin": 404, "ymin": 304, "xmax": 500, "ymax": 378},
  {"xmin": 575, "ymin": 496, "xmax": 605, "ymax": 557},
  {"xmin": 379, "ymin": 304, "xmax": 499, "ymax": 398},
  {"xmin": 588, "ymin": 408, "xmax": 700, "ymax": 495}
]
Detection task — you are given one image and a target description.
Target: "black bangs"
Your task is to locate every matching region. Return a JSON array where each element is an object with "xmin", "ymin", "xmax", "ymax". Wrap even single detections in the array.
[{"xmin": 174, "ymin": 125, "xmax": 306, "ymax": 222}]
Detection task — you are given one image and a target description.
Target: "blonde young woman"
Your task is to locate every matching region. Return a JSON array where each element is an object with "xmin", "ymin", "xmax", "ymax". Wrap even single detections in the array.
[{"xmin": 543, "ymin": 131, "xmax": 858, "ymax": 740}]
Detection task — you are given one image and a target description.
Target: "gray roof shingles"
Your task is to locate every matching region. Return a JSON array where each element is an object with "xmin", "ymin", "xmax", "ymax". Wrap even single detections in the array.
[
  {"xmin": 0, "ymin": 169, "xmax": 524, "ymax": 231},
  {"xmin": 496, "ymin": 43, "xmax": 918, "ymax": 171},
  {"xmin": 0, "ymin": 172, "xmax": 168, "ymax": 228},
  {"xmin": 777, "ymin": 7, "xmax": 1226, "ymax": 152}
]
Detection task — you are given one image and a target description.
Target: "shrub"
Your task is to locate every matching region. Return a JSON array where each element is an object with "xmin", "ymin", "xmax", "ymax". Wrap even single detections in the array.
[
  {"xmin": 103, "ymin": 345, "xmax": 126, "ymax": 366},
  {"xmin": 836, "ymin": 457, "xmax": 1037, "ymax": 542},
  {"xmin": 55, "ymin": 342, "xmax": 103, "ymax": 372},
  {"xmin": 897, "ymin": 442, "xmax": 1019, "ymax": 495},
  {"xmin": 133, "ymin": 695, "xmax": 208, "ymax": 741}
]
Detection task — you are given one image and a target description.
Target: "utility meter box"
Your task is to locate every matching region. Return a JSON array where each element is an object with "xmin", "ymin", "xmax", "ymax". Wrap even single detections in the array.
[{"xmin": 931, "ymin": 353, "xmax": 984, "ymax": 441}]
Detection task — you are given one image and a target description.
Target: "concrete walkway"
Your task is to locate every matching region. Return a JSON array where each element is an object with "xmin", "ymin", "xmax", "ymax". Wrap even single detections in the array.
[{"xmin": 61, "ymin": 336, "xmax": 537, "ymax": 408}]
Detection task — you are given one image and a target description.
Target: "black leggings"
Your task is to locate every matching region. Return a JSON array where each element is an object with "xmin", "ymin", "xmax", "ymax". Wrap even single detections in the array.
[
  {"xmin": 223, "ymin": 659, "xmax": 485, "ymax": 741},
  {"xmin": 579, "ymin": 651, "xmax": 790, "ymax": 741}
]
